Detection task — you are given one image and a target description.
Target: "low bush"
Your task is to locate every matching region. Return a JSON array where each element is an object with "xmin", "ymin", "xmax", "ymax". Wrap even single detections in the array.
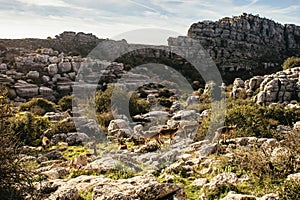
[
  {"xmin": 52, "ymin": 119, "xmax": 76, "ymax": 134},
  {"xmin": 97, "ymin": 112, "xmax": 114, "ymax": 131},
  {"xmin": 9, "ymin": 112, "xmax": 51, "ymax": 146},
  {"xmin": 105, "ymin": 163, "xmax": 135, "ymax": 180},
  {"xmin": 19, "ymin": 98, "xmax": 56, "ymax": 116},
  {"xmin": 95, "ymin": 86, "xmax": 114, "ymax": 113},
  {"xmin": 58, "ymin": 95, "xmax": 72, "ymax": 111},
  {"xmin": 279, "ymin": 179, "xmax": 300, "ymax": 200},
  {"xmin": 227, "ymin": 104, "xmax": 300, "ymax": 138},
  {"xmin": 129, "ymin": 93, "xmax": 151, "ymax": 116}
]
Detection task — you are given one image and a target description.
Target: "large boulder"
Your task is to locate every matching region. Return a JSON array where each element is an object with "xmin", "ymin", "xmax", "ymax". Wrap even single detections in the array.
[
  {"xmin": 205, "ymin": 172, "xmax": 240, "ymax": 190},
  {"xmin": 107, "ymin": 119, "xmax": 130, "ymax": 135},
  {"xmin": 58, "ymin": 61, "xmax": 72, "ymax": 73},
  {"xmin": 84, "ymin": 157, "xmax": 120, "ymax": 173},
  {"xmin": 26, "ymin": 70, "xmax": 40, "ymax": 79},
  {"xmin": 93, "ymin": 174, "xmax": 186, "ymax": 200},
  {"xmin": 46, "ymin": 186, "xmax": 78, "ymax": 200},
  {"xmin": 14, "ymin": 80, "xmax": 39, "ymax": 98},
  {"xmin": 65, "ymin": 132, "xmax": 90, "ymax": 145}
]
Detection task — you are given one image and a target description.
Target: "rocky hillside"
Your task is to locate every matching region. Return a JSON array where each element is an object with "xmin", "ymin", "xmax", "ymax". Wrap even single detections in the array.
[
  {"xmin": 0, "ymin": 32, "xmax": 103, "ymax": 57},
  {"xmin": 188, "ymin": 13, "xmax": 300, "ymax": 81}
]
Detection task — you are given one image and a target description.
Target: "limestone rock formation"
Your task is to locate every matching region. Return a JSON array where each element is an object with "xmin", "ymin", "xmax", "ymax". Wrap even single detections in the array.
[
  {"xmin": 231, "ymin": 67, "xmax": 300, "ymax": 105},
  {"xmin": 188, "ymin": 13, "xmax": 300, "ymax": 82}
]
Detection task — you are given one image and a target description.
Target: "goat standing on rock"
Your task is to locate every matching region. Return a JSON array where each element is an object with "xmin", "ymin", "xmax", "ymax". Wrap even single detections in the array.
[
  {"xmin": 145, "ymin": 122, "xmax": 180, "ymax": 145},
  {"xmin": 213, "ymin": 125, "xmax": 237, "ymax": 144}
]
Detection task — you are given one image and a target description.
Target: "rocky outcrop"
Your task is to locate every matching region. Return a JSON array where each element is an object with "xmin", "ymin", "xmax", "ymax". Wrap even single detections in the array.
[
  {"xmin": 93, "ymin": 174, "xmax": 185, "ymax": 200},
  {"xmin": 188, "ymin": 13, "xmax": 300, "ymax": 82},
  {"xmin": 0, "ymin": 47, "xmax": 131, "ymax": 102},
  {"xmin": 36, "ymin": 174, "xmax": 185, "ymax": 200},
  {"xmin": 231, "ymin": 67, "xmax": 300, "ymax": 105}
]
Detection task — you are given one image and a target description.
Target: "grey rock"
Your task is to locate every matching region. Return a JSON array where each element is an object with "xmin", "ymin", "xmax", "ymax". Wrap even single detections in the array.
[
  {"xmin": 93, "ymin": 174, "xmax": 185, "ymax": 200},
  {"xmin": 191, "ymin": 178, "xmax": 208, "ymax": 187},
  {"xmin": 286, "ymin": 172, "xmax": 300, "ymax": 183},
  {"xmin": 0, "ymin": 63, "xmax": 7, "ymax": 71},
  {"xmin": 14, "ymin": 81, "xmax": 39, "ymax": 98},
  {"xmin": 221, "ymin": 191, "xmax": 256, "ymax": 200},
  {"xmin": 46, "ymin": 186, "xmax": 78, "ymax": 200},
  {"xmin": 66, "ymin": 132, "xmax": 89, "ymax": 145},
  {"xmin": 186, "ymin": 95, "xmax": 199, "ymax": 106},
  {"xmin": 205, "ymin": 172, "xmax": 240, "ymax": 190},
  {"xmin": 41, "ymin": 167, "xmax": 69, "ymax": 180},
  {"xmin": 49, "ymin": 56, "xmax": 60, "ymax": 63},
  {"xmin": 108, "ymin": 119, "xmax": 130, "ymax": 135},
  {"xmin": 48, "ymin": 64, "xmax": 58, "ymax": 76},
  {"xmin": 39, "ymin": 86, "xmax": 54, "ymax": 97},
  {"xmin": 42, "ymin": 75, "xmax": 51, "ymax": 83},
  {"xmin": 58, "ymin": 61, "xmax": 72, "ymax": 73},
  {"xmin": 84, "ymin": 157, "xmax": 120, "ymax": 173},
  {"xmin": 259, "ymin": 193, "xmax": 279, "ymax": 200}
]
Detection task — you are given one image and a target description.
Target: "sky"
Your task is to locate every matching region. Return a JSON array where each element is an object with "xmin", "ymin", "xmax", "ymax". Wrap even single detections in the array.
[{"xmin": 0, "ymin": 0, "xmax": 300, "ymax": 44}]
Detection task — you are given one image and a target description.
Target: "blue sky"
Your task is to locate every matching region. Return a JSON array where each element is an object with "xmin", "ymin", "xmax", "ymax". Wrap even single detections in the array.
[{"xmin": 0, "ymin": 0, "xmax": 299, "ymax": 44}]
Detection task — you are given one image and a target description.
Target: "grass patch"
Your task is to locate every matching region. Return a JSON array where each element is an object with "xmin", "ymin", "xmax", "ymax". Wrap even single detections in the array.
[
  {"xmin": 78, "ymin": 189, "xmax": 93, "ymax": 200},
  {"xmin": 62, "ymin": 169, "xmax": 102, "ymax": 179},
  {"xmin": 61, "ymin": 146, "xmax": 89, "ymax": 160},
  {"xmin": 105, "ymin": 163, "xmax": 135, "ymax": 180}
]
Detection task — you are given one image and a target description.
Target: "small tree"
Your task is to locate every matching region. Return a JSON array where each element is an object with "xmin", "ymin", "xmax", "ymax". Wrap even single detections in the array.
[{"xmin": 0, "ymin": 86, "xmax": 35, "ymax": 199}]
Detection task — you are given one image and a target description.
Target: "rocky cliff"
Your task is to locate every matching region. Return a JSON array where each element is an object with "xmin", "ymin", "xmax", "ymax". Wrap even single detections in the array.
[{"xmin": 188, "ymin": 13, "xmax": 300, "ymax": 82}]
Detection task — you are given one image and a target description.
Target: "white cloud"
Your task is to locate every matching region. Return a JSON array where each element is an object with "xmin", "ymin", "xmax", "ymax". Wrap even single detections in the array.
[
  {"xmin": 0, "ymin": 0, "xmax": 299, "ymax": 41},
  {"xmin": 16, "ymin": 0, "xmax": 70, "ymax": 7}
]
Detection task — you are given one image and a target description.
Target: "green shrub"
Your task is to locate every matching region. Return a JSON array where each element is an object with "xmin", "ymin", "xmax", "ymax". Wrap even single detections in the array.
[
  {"xmin": 157, "ymin": 98, "xmax": 173, "ymax": 108},
  {"xmin": 129, "ymin": 93, "xmax": 151, "ymax": 116},
  {"xmin": 79, "ymin": 189, "xmax": 93, "ymax": 200},
  {"xmin": 58, "ymin": 95, "xmax": 72, "ymax": 111},
  {"xmin": 282, "ymin": 56, "xmax": 300, "ymax": 70},
  {"xmin": 9, "ymin": 112, "xmax": 51, "ymax": 146},
  {"xmin": 196, "ymin": 99, "xmax": 300, "ymax": 141},
  {"xmin": 204, "ymin": 185, "xmax": 236, "ymax": 200},
  {"xmin": 19, "ymin": 98, "xmax": 56, "ymax": 115},
  {"xmin": 225, "ymin": 102, "xmax": 300, "ymax": 138},
  {"xmin": 95, "ymin": 86, "xmax": 150, "ymax": 117},
  {"xmin": 95, "ymin": 86, "xmax": 115, "ymax": 113},
  {"xmin": 97, "ymin": 112, "xmax": 114, "ymax": 131}
]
